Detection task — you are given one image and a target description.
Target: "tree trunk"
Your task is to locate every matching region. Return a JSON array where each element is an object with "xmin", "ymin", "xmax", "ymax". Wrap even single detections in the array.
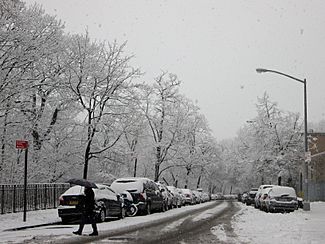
[
  {"xmin": 154, "ymin": 146, "xmax": 162, "ymax": 181},
  {"xmin": 154, "ymin": 163, "xmax": 160, "ymax": 182},
  {"xmin": 196, "ymin": 175, "xmax": 201, "ymax": 189},
  {"xmin": 83, "ymin": 111, "xmax": 93, "ymax": 179},
  {"xmin": 184, "ymin": 167, "xmax": 191, "ymax": 189},
  {"xmin": 0, "ymin": 104, "xmax": 9, "ymax": 171},
  {"xmin": 133, "ymin": 157, "xmax": 138, "ymax": 177}
]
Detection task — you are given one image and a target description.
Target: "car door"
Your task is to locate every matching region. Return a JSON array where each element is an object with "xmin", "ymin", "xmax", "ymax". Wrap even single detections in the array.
[
  {"xmin": 107, "ymin": 187, "xmax": 121, "ymax": 216},
  {"xmin": 151, "ymin": 181, "xmax": 163, "ymax": 210},
  {"xmin": 98, "ymin": 186, "xmax": 118, "ymax": 217}
]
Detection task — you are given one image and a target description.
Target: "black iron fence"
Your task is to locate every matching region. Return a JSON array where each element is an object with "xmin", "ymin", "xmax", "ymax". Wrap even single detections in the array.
[{"xmin": 0, "ymin": 183, "xmax": 70, "ymax": 214}]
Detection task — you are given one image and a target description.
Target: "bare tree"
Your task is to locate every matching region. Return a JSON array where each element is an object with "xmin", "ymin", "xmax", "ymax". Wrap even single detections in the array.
[
  {"xmin": 66, "ymin": 33, "xmax": 140, "ymax": 179},
  {"xmin": 139, "ymin": 72, "xmax": 187, "ymax": 181}
]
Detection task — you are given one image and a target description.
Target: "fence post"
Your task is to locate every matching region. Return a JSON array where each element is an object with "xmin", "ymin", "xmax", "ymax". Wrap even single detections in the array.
[
  {"xmin": 53, "ymin": 185, "xmax": 56, "ymax": 208},
  {"xmin": 44, "ymin": 184, "xmax": 47, "ymax": 209},
  {"xmin": 34, "ymin": 184, "xmax": 38, "ymax": 210},
  {"xmin": 13, "ymin": 185, "xmax": 16, "ymax": 213},
  {"xmin": 1, "ymin": 185, "xmax": 4, "ymax": 214}
]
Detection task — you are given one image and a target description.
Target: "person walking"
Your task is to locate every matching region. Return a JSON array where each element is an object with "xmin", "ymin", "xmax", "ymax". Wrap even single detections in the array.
[{"xmin": 73, "ymin": 187, "xmax": 98, "ymax": 236}]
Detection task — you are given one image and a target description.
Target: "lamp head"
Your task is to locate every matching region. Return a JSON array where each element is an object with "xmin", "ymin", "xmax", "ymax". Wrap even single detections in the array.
[{"xmin": 256, "ymin": 68, "xmax": 268, "ymax": 73}]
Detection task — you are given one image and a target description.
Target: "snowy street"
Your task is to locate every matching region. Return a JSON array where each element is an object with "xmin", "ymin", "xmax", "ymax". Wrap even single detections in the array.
[{"xmin": 0, "ymin": 200, "xmax": 324, "ymax": 243}]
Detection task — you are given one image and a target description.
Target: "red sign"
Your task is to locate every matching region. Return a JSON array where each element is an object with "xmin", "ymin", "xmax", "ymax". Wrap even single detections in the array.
[{"xmin": 16, "ymin": 140, "xmax": 29, "ymax": 149}]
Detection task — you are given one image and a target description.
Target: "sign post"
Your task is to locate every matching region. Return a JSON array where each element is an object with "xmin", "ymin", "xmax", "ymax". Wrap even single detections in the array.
[{"xmin": 16, "ymin": 140, "xmax": 28, "ymax": 222}]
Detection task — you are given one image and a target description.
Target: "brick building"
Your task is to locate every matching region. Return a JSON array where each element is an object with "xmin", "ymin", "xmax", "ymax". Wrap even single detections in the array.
[{"xmin": 303, "ymin": 132, "xmax": 325, "ymax": 201}]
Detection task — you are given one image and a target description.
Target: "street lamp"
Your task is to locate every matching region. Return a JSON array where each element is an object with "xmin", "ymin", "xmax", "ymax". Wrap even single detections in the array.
[{"xmin": 256, "ymin": 68, "xmax": 310, "ymax": 211}]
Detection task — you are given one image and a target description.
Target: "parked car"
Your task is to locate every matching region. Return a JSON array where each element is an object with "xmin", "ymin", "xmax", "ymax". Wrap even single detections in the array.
[
  {"xmin": 58, "ymin": 184, "xmax": 125, "ymax": 223},
  {"xmin": 254, "ymin": 185, "xmax": 274, "ymax": 209},
  {"xmin": 224, "ymin": 194, "xmax": 238, "ymax": 200},
  {"xmin": 264, "ymin": 186, "xmax": 298, "ymax": 213},
  {"xmin": 215, "ymin": 193, "xmax": 224, "ymax": 200},
  {"xmin": 259, "ymin": 187, "xmax": 272, "ymax": 211},
  {"xmin": 177, "ymin": 188, "xmax": 187, "ymax": 206},
  {"xmin": 201, "ymin": 192, "xmax": 210, "ymax": 202},
  {"xmin": 192, "ymin": 190, "xmax": 202, "ymax": 204},
  {"xmin": 166, "ymin": 185, "xmax": 183, "ymax": 208},
  {"xmin": 240, "ymin": 192, "xmax": 248, "ymax": 203},
  {"xmin": 246, "ymin": 188, "xmax": 258, "ymax": 206},
  {"xmin": 156, "ymin": 182, "xmax": 173, "ymax": 210},
  {"xmin": 110, "ymin": 177, "xmax": 164, "ymax": 215},
  {"xmin": 180, "ymin": 188, "xmax": 195, "ymax": 205}
]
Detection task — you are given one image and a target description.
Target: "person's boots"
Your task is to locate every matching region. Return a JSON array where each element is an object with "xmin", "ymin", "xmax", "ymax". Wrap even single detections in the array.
[
  {"xmin": 73, "ymin": 223, "xmax": 84, "ymax": 235},
  {"xmin": 89, "ymin": 224, "xmax": 98, "ymax": 236}
]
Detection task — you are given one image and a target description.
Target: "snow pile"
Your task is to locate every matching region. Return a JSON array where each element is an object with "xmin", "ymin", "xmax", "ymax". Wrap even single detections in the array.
[
  {"xmin": 232, "ymin": 202, "xmax": 325, "ymax": 244},
  {"xmin": 210, "ymin": 224, "xmax": 227, "ymax": 242}
]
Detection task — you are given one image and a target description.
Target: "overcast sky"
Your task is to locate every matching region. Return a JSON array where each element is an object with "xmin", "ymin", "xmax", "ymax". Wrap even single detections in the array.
[{"xmin": 24, "ymin": 0, "xmax": 325, "ymax": 140}]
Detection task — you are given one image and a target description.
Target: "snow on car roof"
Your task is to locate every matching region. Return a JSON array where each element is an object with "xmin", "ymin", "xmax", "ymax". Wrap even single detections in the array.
[
  {"xmin": 61, "ymin": 183, "xmax": 109, "ymax": 196},
  {"xmin": 260, "ymin": 187, "xmax": 272, "ymax": 194},
  {"xmin": 269, "ymin": 186, "xmax": 297, "ymax": 197},
  {"xmin": 180, "ymin": 188, "xmax": 192, "ymax": 193},
  {"xmin": 111, "ymin": 178, "xmax": 149, "ymax": 193}
]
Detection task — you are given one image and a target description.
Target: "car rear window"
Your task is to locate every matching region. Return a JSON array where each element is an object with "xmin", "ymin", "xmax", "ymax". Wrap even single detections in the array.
[{"xmin": 62, "ymin": 186, "xmax": 84, "ymax": 195}]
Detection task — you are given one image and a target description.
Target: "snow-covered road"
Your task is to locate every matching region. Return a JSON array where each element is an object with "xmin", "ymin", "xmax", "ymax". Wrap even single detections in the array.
[{"xmin": 1, "ymin": 201, "xmax": 325, "ymax": 244}]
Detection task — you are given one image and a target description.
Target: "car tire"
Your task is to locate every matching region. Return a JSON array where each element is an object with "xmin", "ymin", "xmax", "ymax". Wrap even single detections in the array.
[{"xmin": 127, "ymin": 205, "xmax": 138, "ymax": 217}]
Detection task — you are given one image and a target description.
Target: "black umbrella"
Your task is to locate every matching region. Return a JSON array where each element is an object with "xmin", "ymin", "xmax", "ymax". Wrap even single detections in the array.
[{"xmin": 67, "ymin": 178, "xmax": 98, "ymax": 188}]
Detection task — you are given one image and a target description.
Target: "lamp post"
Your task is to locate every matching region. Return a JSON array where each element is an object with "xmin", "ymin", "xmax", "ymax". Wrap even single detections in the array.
[{"xmin": 256, "ymin": 68, "xmax": 310, "ymax": 211}]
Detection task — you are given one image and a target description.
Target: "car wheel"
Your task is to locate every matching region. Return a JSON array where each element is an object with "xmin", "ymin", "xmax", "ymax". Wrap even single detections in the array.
[
  {"xmin": 98, "ymin": 208, "xmax": 106, "ymax": 222},
  {"xmin": 127, "ymin": 205, "xmax": 138, "ymax": 217}
]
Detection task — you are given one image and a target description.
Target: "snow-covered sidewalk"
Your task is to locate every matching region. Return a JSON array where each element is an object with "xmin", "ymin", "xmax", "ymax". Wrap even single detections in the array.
[{"xmin": 231, "ymin": 202, "xmax": 325, "ymax": 244}]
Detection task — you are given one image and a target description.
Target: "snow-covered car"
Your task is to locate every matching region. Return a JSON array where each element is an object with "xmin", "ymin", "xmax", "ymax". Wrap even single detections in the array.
[
  {"xmin": 239, "ymin": 191, "xmax": 248, "ymax": 203},
  {"xmin": 264, "ymin": 186, "xmax": 298, "ymax": 213},
  {"xmin": 246, "ymin": 188, "xmax": 258, "ymax": 206},
  {"xmin": 110, "ymin": 177, "xmax": 164, "ymax": 215},
  {"xmin": 215, "ymin": 193, "xmax": 224, "ymax": 200},
  {"xmin": 201, "ymin": 192, "xmax": 210, "ymax": 202},
  {"xmin": 192, "ymin": 190, "xmax": 202, "ymax": 204},
  {"xmin": 166, "ymin": 185, "xmax": 183, "ymax": 208},
  {"xmin": 259, "ymin": 187, "xmax": 272, "ymax": 211},
  {"xmin": 58, "ymin": 184, "xmax": 125, "ymax": 223},
  {"xmin": 156, "ymin": 182, "xmax": 173, "ymax": 210},
  {"xmin": 254, "ymin": 185, "xmax": 274, "ymax": 208},
  {"xmin": 180, "ymin": 188, "xmax": 195, "ymax": 205}
]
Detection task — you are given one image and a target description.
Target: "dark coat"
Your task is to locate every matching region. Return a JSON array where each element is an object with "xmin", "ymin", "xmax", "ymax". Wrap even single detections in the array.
[{"xmin": 83, "ymin": 187, "xmax": 95, "ymax": 214}]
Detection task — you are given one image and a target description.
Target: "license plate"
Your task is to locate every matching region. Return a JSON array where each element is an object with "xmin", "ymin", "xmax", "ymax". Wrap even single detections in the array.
[{"xmin": 69, "ymin": 200, "xmax": 78, "ymax": 205}]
